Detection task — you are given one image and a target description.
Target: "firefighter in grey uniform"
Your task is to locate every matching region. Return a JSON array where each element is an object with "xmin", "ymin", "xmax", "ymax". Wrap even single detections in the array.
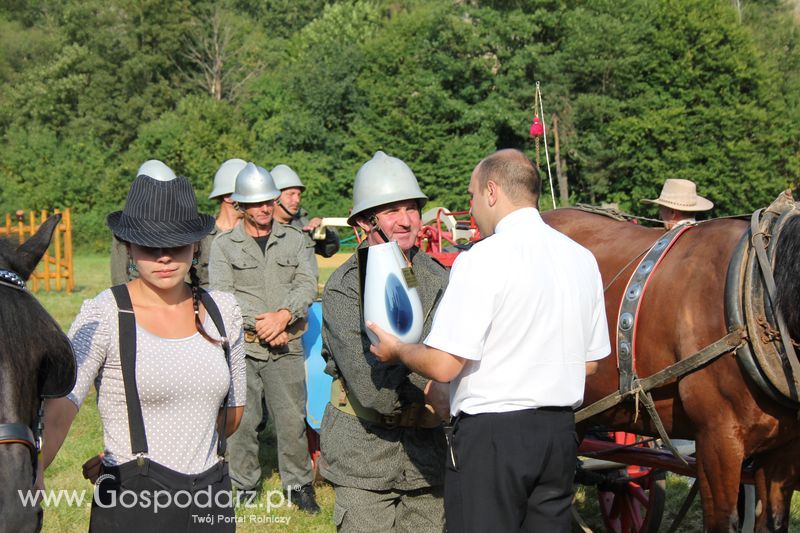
[
  {"xmin": 270, "ymin": 164, "xmax": 340, "ymax": 280},
  {"xmin": 319, "ymin": 151, "xmax": 449, "ymax": 532},
  {"xmin": 209, "ymin": 162, "xmax": 319, "ymax": 512},
  {"xmin": 195, "ymin": 158, "xmax": 247, "ymax": 286}
]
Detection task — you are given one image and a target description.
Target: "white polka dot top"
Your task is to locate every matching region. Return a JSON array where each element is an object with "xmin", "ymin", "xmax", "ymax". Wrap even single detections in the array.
[{"xmin": 67, "ymin": 288, "xmax": 246, "ymax": 474}]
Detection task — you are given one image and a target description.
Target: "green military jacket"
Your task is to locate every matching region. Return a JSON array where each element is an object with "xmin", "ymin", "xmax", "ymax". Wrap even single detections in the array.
[
  {"xmin": 209, "ymin": 221, "xmax": 316, "ymax": 360},
  {"xmin": 110, "ymin": 235, "xmax": 137, "ymax": 286},
  {"xmin": 195, "ymin": 225, "xmax": 220, "ymax": 288},
  {"xmin": 319, "ymin": 246, "xmax": 449, "ymax": 491},
  {"xmin": 287, "ymin": 210, "xmax": 320, "ymax": 280}
]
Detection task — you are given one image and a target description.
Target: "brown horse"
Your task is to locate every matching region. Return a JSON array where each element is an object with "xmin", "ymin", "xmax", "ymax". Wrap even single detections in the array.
[{"xmin": 542, "ymin": 206, "xmax": 800, "ymax": 532}]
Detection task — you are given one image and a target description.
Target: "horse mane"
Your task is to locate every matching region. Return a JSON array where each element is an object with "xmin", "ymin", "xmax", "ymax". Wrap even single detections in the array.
[{"xmin": 774, "ymin": 214, "xmax": 800, "ymax": 341}]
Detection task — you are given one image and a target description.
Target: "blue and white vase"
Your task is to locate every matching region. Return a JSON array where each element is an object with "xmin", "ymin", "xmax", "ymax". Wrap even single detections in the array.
[{"xmin": 363, "ymin": 241, "xmax": 423, "ymax": 345}]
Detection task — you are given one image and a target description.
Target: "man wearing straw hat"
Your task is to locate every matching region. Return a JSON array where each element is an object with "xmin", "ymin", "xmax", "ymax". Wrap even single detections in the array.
[{"xmin": 640, "ymin": 178, "xmax": 714, "ymax": 229}]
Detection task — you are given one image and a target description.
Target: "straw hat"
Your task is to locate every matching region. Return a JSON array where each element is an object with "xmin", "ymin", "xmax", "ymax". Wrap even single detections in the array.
[{"xmin": 640, "ymin": 179, "xmax": 713, "ymax": 212}]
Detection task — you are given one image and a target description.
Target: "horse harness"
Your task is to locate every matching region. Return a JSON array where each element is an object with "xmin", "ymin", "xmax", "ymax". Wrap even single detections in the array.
[
  {"xmin": 575, "ymin": 192, "xmax": 800, "ymax": 462},
  {"xmin": 574, "ymin": 222, "xmax": 747, "ymax": 463},
  {"xmin": 615, "ymin": 223, "xmax": 694, "ymax": 396},
  {"xmin": 726, "ymin": 191, "xmax": 800, "ymax": 408}
]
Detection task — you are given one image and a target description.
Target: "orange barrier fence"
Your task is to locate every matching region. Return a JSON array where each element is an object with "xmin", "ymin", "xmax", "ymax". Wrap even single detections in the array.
[{"xmin": 0, "ymin": 209, "xmax": 74, "ymax": 292}]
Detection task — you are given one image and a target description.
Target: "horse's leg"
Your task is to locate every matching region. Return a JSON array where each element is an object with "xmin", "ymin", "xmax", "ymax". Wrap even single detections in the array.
[
  {"xmin": 752, "ymin": 449, "xmax": 797, "ymax": 532},
  {"xmin": 694, "ymin": 426, "xmax": 745, "ymax": 532}
]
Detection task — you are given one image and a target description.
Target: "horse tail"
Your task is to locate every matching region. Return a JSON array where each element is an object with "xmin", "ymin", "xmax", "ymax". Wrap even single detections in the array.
[{"xmin": 774, "ymin": 215, "xmax": 800, "ymax": 341}]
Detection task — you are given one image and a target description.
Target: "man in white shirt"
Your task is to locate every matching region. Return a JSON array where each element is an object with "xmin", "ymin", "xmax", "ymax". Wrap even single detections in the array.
[{"xmin": 369, "ymin": 148, "xmax": 610, "ymax": 532}]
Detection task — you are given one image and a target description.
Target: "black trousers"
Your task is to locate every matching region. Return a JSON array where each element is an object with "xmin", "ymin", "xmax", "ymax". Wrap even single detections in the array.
[
  {"xmin": 90, "ymin": 459, "xmax": 235, "ymax": 533},
  {"xmin": 444, "ymin": 408, "xmax": 577, "ymax": 533}
]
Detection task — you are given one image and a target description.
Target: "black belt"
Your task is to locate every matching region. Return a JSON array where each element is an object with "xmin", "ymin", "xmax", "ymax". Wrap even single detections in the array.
[
  {"xmin": 102, "ymin": 459, "xmax": 228, "ymax": 491},
  {"xmin": 534, "ymin": 406, "xmax": 573, "ymax": 413},
  {"xmin": 455, "ymin": 406, "xmax": 573, "ymax": 421}
]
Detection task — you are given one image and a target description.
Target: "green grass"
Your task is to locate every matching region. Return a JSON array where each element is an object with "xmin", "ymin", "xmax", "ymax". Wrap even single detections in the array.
[
  {"xmin": 35, "ymin": 254, "xmax": 799, "ymax": 532},
  {"xmin": 37, "ymin": 254, "xmax": 111, "ymax": 330}
]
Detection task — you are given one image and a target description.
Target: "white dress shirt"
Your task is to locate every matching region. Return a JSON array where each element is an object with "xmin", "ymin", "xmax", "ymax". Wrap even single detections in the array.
[{"xmin": 424, "ymin": 208, "xmax": 610, "ymax": 415}]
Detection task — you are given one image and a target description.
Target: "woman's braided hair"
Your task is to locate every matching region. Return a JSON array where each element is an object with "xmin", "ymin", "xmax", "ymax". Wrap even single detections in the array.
[{"xmin": 189, "ymin": 261, "xmax": 222, "ymax": 345}]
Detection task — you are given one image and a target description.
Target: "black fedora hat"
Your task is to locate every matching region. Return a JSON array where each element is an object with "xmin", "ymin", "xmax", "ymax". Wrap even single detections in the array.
[{"xmin": 107, "ymin": 173, "xmax": 216, "ymax": 248}]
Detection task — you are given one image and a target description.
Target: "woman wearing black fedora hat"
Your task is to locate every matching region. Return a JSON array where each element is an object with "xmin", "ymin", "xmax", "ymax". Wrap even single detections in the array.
[{"xmin": 38, "ymin": 169, "xmax": 246, "ymax": 531}]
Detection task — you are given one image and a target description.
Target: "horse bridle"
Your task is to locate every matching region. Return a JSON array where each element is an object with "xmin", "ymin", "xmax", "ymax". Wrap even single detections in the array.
[{"xmin": 0, "ymin": 268, "xmax": 45, "ymax": 481}]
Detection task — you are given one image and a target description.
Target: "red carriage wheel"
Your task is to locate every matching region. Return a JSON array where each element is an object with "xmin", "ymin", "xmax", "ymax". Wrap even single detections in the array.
[
  {"xmin": 596, "ymin": 432, "xmax": 667, "ymax": 533},
  {"xmin": 597, "ymin": 468, "xmax": 666, "ymax": 533}
]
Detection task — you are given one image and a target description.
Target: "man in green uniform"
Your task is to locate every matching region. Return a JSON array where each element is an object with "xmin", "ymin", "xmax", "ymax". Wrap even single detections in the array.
[
  {"xmin": 209, "ymin": 162, "xmax": 319, "ymax": 513},
  {"xmin": 270, "ymin": 164, "xmax": 340, "ymax": 280},
  {"xmin": 320, "ymin": 151, "xmax": 449, "ymax": 531},
  {"xmin": 194, "ymin": 158, "xmax": 246, "ymax": 286}
]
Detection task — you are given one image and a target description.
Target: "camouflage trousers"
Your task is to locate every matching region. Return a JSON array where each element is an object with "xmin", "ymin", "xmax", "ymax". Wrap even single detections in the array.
[
  {"xmin": 332, "ymin": 484, "xmax": 444, "ymax": 532},
  {"xmin": 227, "ymin": 355, "xmax": 312, "ymax": 490}
]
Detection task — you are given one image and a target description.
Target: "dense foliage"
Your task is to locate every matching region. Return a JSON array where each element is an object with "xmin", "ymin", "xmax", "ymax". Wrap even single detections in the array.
[{"xmin": 0, "ymin": 0, "xmax": 798, "ymax": 250}]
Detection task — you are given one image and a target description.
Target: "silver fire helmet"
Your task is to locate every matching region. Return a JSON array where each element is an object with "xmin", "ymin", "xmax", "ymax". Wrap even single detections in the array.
[
  {"xmin": 137, "ymin": 160, "xmax": 177, "ymax": 182},
  {"xmin": 270, "ymin": 164, "xmax": 305, "ymax": 191},
  {"xmin": 347, "ymin": 151, "xmax": 427, "ymax": 226},
  {"xmin": 230, "ymin": 163, "xmax": 280, "ymax": 204},
  {"xmin": 209, "ymin": 158, "xmax": 247, "ymax": 199}
]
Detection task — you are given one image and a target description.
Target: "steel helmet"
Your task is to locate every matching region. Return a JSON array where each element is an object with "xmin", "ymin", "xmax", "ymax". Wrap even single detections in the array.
[
  {"xmin": 209, "ymin": 158, "xmax": 247, "ymax": 199},
  {"xmin": 347, "ymin": 151, "xmax": 428, "ymax": 226},
  {"xmin": 270, "ymin": 164, "xmax": 305, "ymax": 191},
  {"xmin": 137, "ymin": 159, "xmax": 176, "ymax": 182},
  {"xmin": 230, "ymin": 162, "xmax": 280, "ymax": 203}
]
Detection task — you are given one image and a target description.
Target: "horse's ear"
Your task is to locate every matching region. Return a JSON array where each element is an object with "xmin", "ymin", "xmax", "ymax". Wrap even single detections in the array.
[{"xmin": 14, "ymin": 214, "xmax": 61, "ymax": 280}]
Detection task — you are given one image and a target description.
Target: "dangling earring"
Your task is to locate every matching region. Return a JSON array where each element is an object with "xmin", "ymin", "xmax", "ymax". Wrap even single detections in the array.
[
  {"xmin": 128, "ymin": 258, "xmax": 138, "ymax": 272},
  {"xmin": 192, "ymin": 257, "xmax": 198, "ymax": 266}
]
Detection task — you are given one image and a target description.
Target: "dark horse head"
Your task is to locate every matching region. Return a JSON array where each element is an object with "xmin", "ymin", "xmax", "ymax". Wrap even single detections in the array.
[
  {"xmin": 0, "ymin": 215, "xmax": 75, "ymax": 533},
  {"xmin": 775, "ymin": 214, "xmax": 800, "ymax": 345}
]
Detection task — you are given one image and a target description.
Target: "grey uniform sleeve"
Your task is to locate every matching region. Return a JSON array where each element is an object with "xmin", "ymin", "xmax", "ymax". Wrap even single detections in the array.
[
  {"xmin": 209, "ymin": 239, "xmax": 256, "ymax": 331},
  {"xmin": 195, "ymin": 231, "xmax": 216, "ymax": 289},
  {"xmin": 321, "ymin": 268, "xmax": 411, "ymax": 415},
  {"xmin": 110, "ymin": 236, "xmax": 131, "ymax": 285},
  {"xmin": 304, "ymin": 234, "xmax": 319, "ymax": 280},
  {"xmin": 279, "ymin": 237, "xmax": 317, "ymax": 323},
  {"xmin": 217, "ymin": 292, "xmax": 246, "ymax": 407}
]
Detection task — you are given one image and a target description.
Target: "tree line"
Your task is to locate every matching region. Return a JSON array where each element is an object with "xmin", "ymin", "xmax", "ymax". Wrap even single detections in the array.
[{"xmin": 0, "ymin": 0, "xmax": 797, "ymax": 250}]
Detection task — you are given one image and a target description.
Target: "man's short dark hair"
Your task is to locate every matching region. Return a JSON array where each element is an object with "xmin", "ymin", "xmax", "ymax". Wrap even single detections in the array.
[{"xmin": 476, "ymin": 149, "xmax": 540, "ymax": 207}]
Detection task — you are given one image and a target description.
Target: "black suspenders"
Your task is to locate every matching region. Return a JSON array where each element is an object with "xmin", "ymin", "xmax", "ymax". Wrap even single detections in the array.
[
  {"xmin": 110, "ymin": 285, "xmax": 232, "ymax": 459},
  {"xmin": 200, "ymin": 289, "xmax": 232, "ymax": 457}
]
